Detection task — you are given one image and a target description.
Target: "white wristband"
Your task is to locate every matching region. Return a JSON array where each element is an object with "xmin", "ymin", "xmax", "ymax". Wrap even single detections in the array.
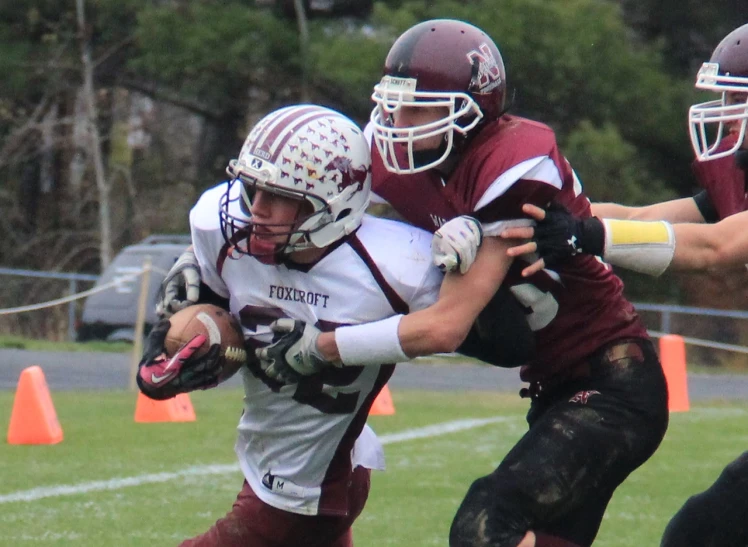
[
  {"xmin": 602, "ymin": 219, "xmax": 676, "ymax": 277},
  {"xmin": 335, "ymin": 315, "xmax": 408, "ymax": 366}
]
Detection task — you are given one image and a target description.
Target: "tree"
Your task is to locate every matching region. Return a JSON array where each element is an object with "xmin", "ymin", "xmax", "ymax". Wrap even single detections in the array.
[
  {"xmin": 77, "ymin": 0, "xmax": 113, "ymax": 268},
  {"xmin": 617, "ymin": 0, "xmax": 746, "ymax": 75}
]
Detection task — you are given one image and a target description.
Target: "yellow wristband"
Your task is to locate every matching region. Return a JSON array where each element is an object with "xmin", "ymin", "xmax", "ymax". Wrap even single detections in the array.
[{"xmin": 606, "ymin": 219, "xmax": 672, "ymax": 245}]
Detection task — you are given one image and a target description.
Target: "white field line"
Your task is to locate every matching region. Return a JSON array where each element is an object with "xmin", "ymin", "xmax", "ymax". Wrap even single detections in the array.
[{"xmin": 0, "ymin": 416, "xmax": 515, "ymax": 505}]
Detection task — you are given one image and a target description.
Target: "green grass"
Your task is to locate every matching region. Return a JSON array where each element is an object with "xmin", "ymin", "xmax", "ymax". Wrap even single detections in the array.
[
  {"xmin": 0, "ymin": 336, "xmax": 131, "ymax": 353},
  {"xmin": 2, "ymin": 389, "xmax": 748, "ymax": 546}
]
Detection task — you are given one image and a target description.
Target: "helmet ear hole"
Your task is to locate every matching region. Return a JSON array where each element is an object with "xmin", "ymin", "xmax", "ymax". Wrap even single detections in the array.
[{"xmin": 335, "ymin": 208, "xmax": 352, "ymax": 222}]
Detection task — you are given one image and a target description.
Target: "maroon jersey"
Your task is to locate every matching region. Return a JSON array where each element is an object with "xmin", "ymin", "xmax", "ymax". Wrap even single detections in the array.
[
  {"xmin": 372, "ymin": 115, "xmax": 648, "ymax": 383},
  {"xmin": 692, "ymin": 136, "xmax": 748, "ymax": 219}
]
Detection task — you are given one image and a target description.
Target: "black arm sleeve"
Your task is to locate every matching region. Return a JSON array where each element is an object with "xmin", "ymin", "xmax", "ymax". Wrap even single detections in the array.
[
  {"xmin": 456, "ymin": 284, "xmax": 536, "ymax": 368},
  {"xmin": 692, "ymin": 190, "xmax": 719, "ymax": 224}
]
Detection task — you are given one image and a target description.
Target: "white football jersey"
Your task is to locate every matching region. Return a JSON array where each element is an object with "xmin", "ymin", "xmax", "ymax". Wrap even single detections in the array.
[{"xmin": 189, "ymin": 182, "xmax": 442, "ymax": 516}]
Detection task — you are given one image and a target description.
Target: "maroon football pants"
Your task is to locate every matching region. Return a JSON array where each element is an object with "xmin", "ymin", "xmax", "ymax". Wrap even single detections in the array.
[{"xmin": 180, "ymin": 466, "xmax": 370, "ymax": 547}]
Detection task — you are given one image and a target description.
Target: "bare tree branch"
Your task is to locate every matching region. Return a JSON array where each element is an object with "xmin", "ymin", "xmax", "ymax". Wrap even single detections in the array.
[
  {"xmin": 0, "ymin": 95, "xmax": 52, "ymax": 167},
  {"xmin": 93, "ymin": 35, "xmax": 136, "ymax": 69},
  {"xmin": 119, "ymin": 77, "xmax": 225, "ymax": 120}
]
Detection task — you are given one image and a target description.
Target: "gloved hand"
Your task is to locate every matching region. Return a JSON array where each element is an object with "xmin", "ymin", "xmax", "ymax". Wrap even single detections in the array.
[
  {"xmin": 156, "ymin": 247, "xmax": 202, "ymax": 318},
  {"xmin": 533, "ymin": 203, "xmax": 604, "ymax": 267},
  {"xmin": 255, "ymin": 319, "xmax": 331, "ymax": 384},
  {"xmin": 431, "ymin": 216, "xmax": 483, "ymax": 274},
  {"xmin": 136, "ymin": 319, "xmax": 223, "ymax": 400}
]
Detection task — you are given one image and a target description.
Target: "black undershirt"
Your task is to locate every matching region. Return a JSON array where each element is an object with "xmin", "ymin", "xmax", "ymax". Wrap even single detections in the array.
[
  {"xmin": 692, "ymin": 150, "xmax": 748, "ymax": 224},
  {"xmin": 692, "ymin": 190, "xmax": 720, "ymax": 224}
]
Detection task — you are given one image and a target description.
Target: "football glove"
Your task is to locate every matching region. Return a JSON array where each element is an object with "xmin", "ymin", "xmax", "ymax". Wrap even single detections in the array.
[
  {"xmin": 533, "ymin": 203, "xmax": 605, "ymax": 267},
  {"xmin": 156, "ymin": 247, "xmax": 202, "ymax": 318},
  {"xmin": 136, "ymin": 319, "xmax": 223, "ymax": 400},
  {"xmin": 431, "ymin": 216, "xmax": 483, "ymax": 274},
  {"xmin": 255, "ymin": 319, "xmax": 331, "ymax": 384}
]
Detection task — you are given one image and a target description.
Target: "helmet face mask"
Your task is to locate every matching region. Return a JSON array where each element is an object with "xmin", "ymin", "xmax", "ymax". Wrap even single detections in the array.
[
  {"xmin": 689, "ymin": 24, "xmax": 748, "ymax": 161},
  {"xmin": 219, "ymin": 169, "xmax": 331, "ymax": 263},
  {"xmin": 371, "ymin": 76, "xmax": 483, "ymax": 174},
  {"xmin": 370, "ymin": 19, "xmax": 506, "ymax": 174},
  {"xmin": 220, "ymin": 105, "xmax": 371, "ymax": 263}
]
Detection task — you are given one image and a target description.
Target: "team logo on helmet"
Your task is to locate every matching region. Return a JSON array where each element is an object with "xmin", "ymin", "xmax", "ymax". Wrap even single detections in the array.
[
  {"xmin": 467, "ymin": 43, "xmax": 502, "ymax": 93},
  {"xmin": 325, "ymin": 156, "xmax": 370, "ymax": 193}
]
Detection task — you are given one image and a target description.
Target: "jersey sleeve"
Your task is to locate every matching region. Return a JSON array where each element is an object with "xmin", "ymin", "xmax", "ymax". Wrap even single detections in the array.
[
  {"xmin": 354, "ymin": 217, "xmax": 443, "ymax": 313},
  {"xmin": 471, "ymin": 153, "xmax": 567, "ymax": 235},
  {"xmin": 405, "ymin": 259, "xmax": 442, "ymax": 312},
  {"xmin": 189, "ymin": 183, "xmax": 232, "ymax": 299}
]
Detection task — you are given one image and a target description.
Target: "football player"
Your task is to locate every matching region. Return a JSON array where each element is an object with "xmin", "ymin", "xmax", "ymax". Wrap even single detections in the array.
[
  {"xmin": 139, "ymin": 105, "xmax": 440, "ymax": 547},
  {"xmin": 499, "ymin": 24, "xmax": 748, "ymax": 279},
  {"xmin": 255, "ymin": 19, "xmax": 668, "ymax": 547},
  {"xmin": 495, "ymin": 24, "xmax": 748, "ymax": 547},
  {"xmin": 139, "ymin": 103, "xmax": 534, "ymax": 547}
]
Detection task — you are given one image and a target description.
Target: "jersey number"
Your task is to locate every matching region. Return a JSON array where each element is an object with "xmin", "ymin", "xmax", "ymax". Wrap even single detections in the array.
[
  {"xmin": 239, "ymin": 305, "xmax": 362, "ymax": 414},
  {"xmin": 509, "ymin": 284, "xmax": 559, "ymax": 331}
]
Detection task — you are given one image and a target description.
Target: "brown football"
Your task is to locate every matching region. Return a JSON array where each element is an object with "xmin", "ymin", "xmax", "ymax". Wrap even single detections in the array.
[{"xmin": 164, "ymin": 304, "xmax": 247, "ymax": 383}]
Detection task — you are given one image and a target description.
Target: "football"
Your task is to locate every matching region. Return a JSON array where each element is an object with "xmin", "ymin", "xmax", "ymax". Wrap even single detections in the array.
[{"xmin": 164, "ymin": 304, "xmax": 247, "ymax": 383}]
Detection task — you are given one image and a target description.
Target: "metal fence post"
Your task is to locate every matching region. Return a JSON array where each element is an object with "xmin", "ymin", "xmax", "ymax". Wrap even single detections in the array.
[
  {"xmin": 68, "ymin": 279, "xmax": 77, "ymax": 341},
  {"xmin": 661, "ymin": 310, "xmax": 671, "ymax": 334},
  {"xmin": 129, "ymin": 257, "xmax": 152, "ymax": 391}
]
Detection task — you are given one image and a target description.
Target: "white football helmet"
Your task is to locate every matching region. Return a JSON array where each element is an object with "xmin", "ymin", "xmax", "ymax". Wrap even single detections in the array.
[
  {"xmin": 689, "ymin": 24, "xmax": 748, "ymax": 161},
  {"xmin": 221, "ymin": 105, "xmax": 371, "ymax": 260}
]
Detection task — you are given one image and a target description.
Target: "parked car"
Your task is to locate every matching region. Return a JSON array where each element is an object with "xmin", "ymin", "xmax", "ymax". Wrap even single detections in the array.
[{"xmin": 76, "ymin": 235, "xmax": 191, "ymax": 342}]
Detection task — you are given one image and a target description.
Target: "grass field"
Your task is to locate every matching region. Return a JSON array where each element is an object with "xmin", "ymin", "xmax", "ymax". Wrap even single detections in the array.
[{"xmin": 2, "ymin": 388, "xmax": 747, "ymax": 546}]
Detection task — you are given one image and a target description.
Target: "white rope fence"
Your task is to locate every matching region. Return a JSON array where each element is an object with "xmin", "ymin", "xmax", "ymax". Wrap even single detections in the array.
[
  {"xmin": 0, "ymin": 259, "xmax": 164, "ymax": 391},
  {"xmin": 0, "ymin": 265, "xmax": 168, "ymax": 316}
]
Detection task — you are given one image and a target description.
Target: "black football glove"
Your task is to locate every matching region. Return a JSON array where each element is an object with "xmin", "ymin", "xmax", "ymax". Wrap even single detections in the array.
[
  {"xmin": 136, "ymin": 319, "xmax": 223, "ymax": 400},
  {"xmin": 255, "ymin": 319, "xmax": 331, "ymax": 384},
  {"xmin": 533, "ymin": 202, "xmax": 605, "ymax": 267}
]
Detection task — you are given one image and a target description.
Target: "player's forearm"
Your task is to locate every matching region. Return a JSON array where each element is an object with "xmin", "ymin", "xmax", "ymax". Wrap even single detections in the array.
[
  {"xmin": 397, "ymin": 237, "xmax": 515, "ymax": 357},
  {"xmin": 593, "ymin": 198, "xmax": 704, "ymax": 223},
  {"xmin": 396, "ymin": 298, "xmax": 473, "ymax": 356},
  {"xmin": 591, "ymin": 202, "xmax": 641, "ymax": 220},
  {"xmin": 318, "ymin": 237, "xmax": 513, "ymax": 366},
  {"xmin": 315, "ymin": 285, "xmax": 477, "ymax": 365},
  {"xmin": 671, "ymin": 219, "xmax": 748, "ymax": 270}
]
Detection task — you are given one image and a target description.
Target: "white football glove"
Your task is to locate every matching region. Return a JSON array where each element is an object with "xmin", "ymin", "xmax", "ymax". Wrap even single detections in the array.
[
  {"xmin": 431, "ymin": 216, "xmax": 483, "ymax": 274},
  {"xmin": 255, "ymin": 319, "xmax": 332, "ymax": 384},
  {"xmin": 156, "ymin": 247, "xmax": 202, "ymax": 318}
]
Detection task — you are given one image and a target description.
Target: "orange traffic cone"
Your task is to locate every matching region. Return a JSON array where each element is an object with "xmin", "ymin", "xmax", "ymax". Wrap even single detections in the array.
[
  {"xmin": 369, "ymin": 384, "xmax": 396, "ymax": 416},
  {"xmin": 134, "ymin": 392, "xmax": 196, "ymax": 423},
  {"xmin": 7, "ymin": 366, "xmax": 63, "ymax": 445},
  {"xmin": 659, "ymin": 335, "xmax": 689, "ymax": 412}
]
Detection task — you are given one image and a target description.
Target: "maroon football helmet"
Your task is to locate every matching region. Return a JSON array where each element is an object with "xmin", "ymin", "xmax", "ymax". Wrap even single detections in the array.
[
  {"xmin": 689, "ymin": 23, "xmax": 748, "ymax": 161},
  {"xmin": 370, "ymin": 19, "xmax": 507, "ymax": 173}
]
